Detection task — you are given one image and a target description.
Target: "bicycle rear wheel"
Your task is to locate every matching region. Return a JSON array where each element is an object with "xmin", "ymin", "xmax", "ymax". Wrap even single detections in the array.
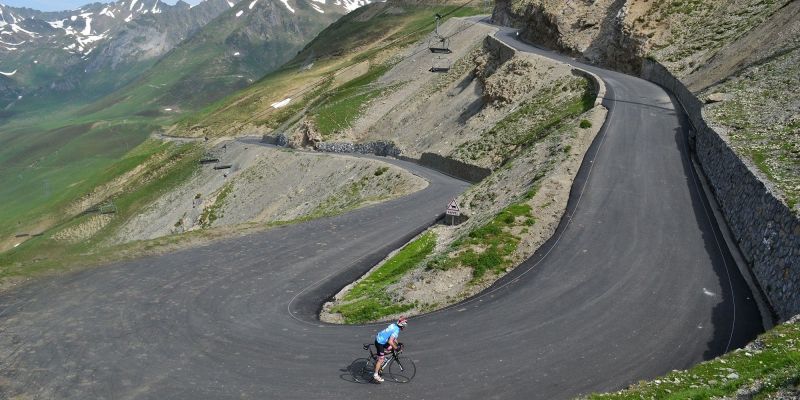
[{"xmin": 385, "ymin": 355, "xmax": 416, "ymax": 383}]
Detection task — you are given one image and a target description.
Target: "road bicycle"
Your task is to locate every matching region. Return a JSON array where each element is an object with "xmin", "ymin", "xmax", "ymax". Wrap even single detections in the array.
[{"xmin": 360, "ymin": 342, "xmax": 416, "ymax": 383}]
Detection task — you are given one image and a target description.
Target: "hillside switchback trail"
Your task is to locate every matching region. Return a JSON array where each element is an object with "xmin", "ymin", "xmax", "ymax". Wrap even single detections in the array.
[{"xmin": 0, "ymin": 25, "xmax": 762, "ymax": 399}]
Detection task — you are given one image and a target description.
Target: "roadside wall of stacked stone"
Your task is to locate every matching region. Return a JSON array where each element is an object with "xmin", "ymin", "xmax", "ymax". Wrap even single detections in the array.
[
  {"xmin": 313, "ymin": 141, "xmax": 401, "ymax": 157},
  {"xmin": 401, "ymin": 153, "xmax": 491, "ymax": 184},
  {"xmin": 641, "ymin": 60, "xmax": 800, "ymax": 321}
]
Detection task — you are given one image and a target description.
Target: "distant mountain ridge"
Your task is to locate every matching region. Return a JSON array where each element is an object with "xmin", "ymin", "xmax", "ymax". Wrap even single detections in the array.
[
  {"xmin": 95, "ymin": 0, "xmax": 362, "ymax": 114},
  {"xmin": 0, "ymin": 0, "xmax": 372, "ymax": 113},
  {"xmin": 0, "ymin": 0, "xmax": 241, "ymax": 108}
]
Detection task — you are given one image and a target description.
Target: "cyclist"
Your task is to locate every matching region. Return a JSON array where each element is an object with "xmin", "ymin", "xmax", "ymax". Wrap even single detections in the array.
[{"xmin": 372, "ymin": 317, "xmax": 407, "ymax": 383}]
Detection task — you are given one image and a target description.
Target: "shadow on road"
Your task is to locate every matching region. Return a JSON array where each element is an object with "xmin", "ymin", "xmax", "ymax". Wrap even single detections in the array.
[
  {"xmin": 669, "ymin": 93, "xmax": 763, "ymax": 361},
  {"xmin": 340, "ymin": 357, "xmax": 373, "ymax": 384}
]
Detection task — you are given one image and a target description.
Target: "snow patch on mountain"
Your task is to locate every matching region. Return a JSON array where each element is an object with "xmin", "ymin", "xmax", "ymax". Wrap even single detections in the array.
[
  {"xmin": 0, "ymin": 69, "xmax": 17, "ymax": 76},
  {"xmin": 249, "ymin": 0, "xmax": 258, "ymax": 9},
  {"xmin": 236, "ymin": 10, "xmax": 244, "ymax": 17},
  {"xmin": 311, "ymin": 3, "xmax": 324, "ymax": 13},
  {"xmin": 271, "ymin": 98, "xmax": 291, "ymax": 108},
  {"xmin": 100, "ymin": 7, "xmax": 116, "ymax": 18},
  {"xmin": 279, "ymin": 0, "xmax": 295, "ymax": 13},
  {"xmin": 10, "ymin": 24, "xmax": 37, "ymax": 37},
  {"xmin": 341, "ymin": 0, "xmax": 371, "ymax": 12},
  {"xmin": 227, "ymin": 0, "xmax": 236, "ymax": 6},
  {"xmin": 0, "ymin": 38, "xmax": 23, "ymax": 46},
  {"xmin": 81, "ymin": 16, "xmax": 93, "ymax": 35}
]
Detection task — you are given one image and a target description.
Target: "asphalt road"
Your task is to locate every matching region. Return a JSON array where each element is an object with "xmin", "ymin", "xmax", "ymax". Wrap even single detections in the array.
[{"xmin": 0, "ymin": 28, "xmax": 763, "ymax": 399}]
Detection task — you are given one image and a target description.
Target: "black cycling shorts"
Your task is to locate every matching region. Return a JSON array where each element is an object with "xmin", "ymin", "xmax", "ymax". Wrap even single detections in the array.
[{"xmin": 374, "ymin": 340, "xmax": 388, "ymax": 357}]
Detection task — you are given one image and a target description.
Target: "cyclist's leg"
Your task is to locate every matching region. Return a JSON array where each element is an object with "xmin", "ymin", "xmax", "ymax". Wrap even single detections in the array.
[{"xmin": 373, "ymin": 340, "xmax": 386, "ymax": 379}]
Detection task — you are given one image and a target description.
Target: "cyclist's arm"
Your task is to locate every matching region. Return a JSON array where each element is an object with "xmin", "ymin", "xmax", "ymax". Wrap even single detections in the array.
[{"xmin": 388, "ymin": 336, "xmax": 399, "ymax": 351}]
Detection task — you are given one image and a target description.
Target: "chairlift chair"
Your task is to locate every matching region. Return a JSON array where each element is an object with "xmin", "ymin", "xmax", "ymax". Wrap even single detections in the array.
[
  {"xmin": 428, "ymin": 36, "xmax": 452, "ymax": 54},
  {"xmin": 428, "ymin": 13, "xmax": 452, "ymax": 54},
  {"xmin": 429, "ymin": 56, "xmax": 451, "ymax": 73}
]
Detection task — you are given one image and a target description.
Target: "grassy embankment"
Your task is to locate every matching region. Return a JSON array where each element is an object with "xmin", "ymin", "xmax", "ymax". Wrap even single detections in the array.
[
  {"xmin": 585, "ymin": 317, "xmax": 800, "ymax": 400},
  {"xmin": 332, "ymin": 77, "xmax": 596, "ymax": 323},
  {"xmin": 331, "ymin": 232, "xmax": 437, "ymax": 323}
]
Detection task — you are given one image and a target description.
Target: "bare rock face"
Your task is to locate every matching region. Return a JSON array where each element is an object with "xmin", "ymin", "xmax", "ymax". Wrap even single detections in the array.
[
  {"xmin": 300, "ymin": 119, "xmax": 323, "ymax": 147},
  {"xmin": 705, "ymin": 92, "xmax": 733, "ymax": 103},
  {"xmin": 482, "ymin": 58, "xmax": 537, "ymax": 105}
]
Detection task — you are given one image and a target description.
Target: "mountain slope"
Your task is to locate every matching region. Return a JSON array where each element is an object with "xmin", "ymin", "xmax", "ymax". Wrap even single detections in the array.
[
  {"xmin": 0, "ymin": 0, "xmax": 239, "ymax": 114},
  {"xmin": 85, "ymin": 0, "xmax": 353, "ymax": 118},
  {"xmin": 0, "ymin": 0, "xmax": 376, "ymax": 254}
]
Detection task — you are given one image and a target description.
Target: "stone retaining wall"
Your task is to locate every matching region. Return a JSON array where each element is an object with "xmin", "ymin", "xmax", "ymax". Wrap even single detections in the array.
[
  {"xmin": 261, "ymin": 133, "xmax": 288, "ymax": 147},
  {"xmin": 484, "ymin": 34, "xmax": 517, "ymax": 65},
  {"xmin": 641, "ymin": 60, "xmax": 800, "ymax": 321},
  {"xmin": 401, "ymin": 153, "xmax": 491, "ymax": 184},
  {"xmin": 313, "ymin": 141, "xmax": 401, "ymax": 157}
]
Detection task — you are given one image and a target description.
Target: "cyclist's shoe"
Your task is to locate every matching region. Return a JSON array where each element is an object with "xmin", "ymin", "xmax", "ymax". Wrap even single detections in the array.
[{"xmin": 373, "ymin": 373, "xmax": 384, "ymax": 383}]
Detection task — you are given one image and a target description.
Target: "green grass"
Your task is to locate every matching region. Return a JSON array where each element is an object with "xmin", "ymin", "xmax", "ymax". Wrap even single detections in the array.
[
  {"xmin": 454, "ymin": 77, "xmax": 595, "ymax": 167},
  {"xmin": 374, "ymin": 166, "xmax": 389, "ymax": 176},
  {"xmin": 199, "ymin": 182, "xmax": 234, "ymax": 228},
  {"xmin": 585, "ymin": 318, "xmax": 800, "ymax": 400},
  {"xmin": 0, "ymin": 142, "xmax": 203, "ymax": 279},
  {"xmin": 331, "ymin": 232, "xmax": 437, "ymax": 323},
  {"xmin": 0, "ymin": 120, "xmax": 156, "ymax": 240},
  {"xmin": 174, "ymin": 4, "xmax": 483, "ymax": 139},
  {"xmin": 429, "ymin": 200, "xmax": 535, "ymax": 280},
  {"xmin": 311, "ymin": 64, "xmax": 392, "ymax": 136}
]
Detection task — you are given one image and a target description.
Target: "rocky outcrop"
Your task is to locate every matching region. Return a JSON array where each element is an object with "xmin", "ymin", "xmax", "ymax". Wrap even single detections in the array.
[{"xmin": 300, "ymin": 120, "xmax": 323, "ymax": 147}]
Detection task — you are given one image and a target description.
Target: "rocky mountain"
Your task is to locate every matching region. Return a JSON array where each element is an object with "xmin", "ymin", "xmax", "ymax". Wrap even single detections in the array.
[
  {"xmin": 82, "ymin": 0, "xmax": 365, "ymax": 116},
  {"xmin": 0, "ymin": 0, "xmax": 371, "ymax": 115},
  {"xmin": 0, "ymin": 0, "xmax": 240, "ymax": 110}
]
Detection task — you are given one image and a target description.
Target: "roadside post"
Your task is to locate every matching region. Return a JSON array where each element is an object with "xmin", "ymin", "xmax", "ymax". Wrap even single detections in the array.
[{"xmin": 445, "ymin": 198, "xmax": 460, "ymax": 225}]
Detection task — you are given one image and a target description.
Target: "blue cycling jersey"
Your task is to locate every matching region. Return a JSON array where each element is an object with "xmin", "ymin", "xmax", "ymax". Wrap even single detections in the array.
[{"xmin": 375, "ymin": 323, "xmax": 400, "ymax": 345}]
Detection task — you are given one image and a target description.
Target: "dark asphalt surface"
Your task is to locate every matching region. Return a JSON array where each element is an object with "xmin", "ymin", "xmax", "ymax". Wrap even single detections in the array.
[{"xmin": 0, "ymin": 27, "xmax": 763, "ymax": 399}]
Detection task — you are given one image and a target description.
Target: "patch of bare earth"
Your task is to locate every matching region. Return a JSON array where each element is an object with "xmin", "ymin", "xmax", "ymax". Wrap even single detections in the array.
[{"xmin": 110, "ymin": 140, "xmax": 426, "ymax": 245}]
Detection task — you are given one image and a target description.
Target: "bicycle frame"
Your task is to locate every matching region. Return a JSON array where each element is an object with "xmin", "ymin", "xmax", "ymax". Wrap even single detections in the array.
[{"xmin": 364, "ymin": 343, "xmax": 404, "ymax": 373}]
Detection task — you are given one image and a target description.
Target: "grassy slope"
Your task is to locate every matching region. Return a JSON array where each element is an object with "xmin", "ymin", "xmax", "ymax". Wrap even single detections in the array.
[
  {"xmin": 0, "ymin": 0, "xmax": 345, "ymax": 252},
  {"xmin": 85, "ymin": 2, "xmax": 341, "ymax": 122},
  {"xmin": 332, "ymin": 232, "xmax": 437, "ymax": 323},
  {"xmin": 638, "ymin": 0, "xmax": 799, "ymax": 209},
  {"xmin": 0, "ymin": 1, "xmax": 482, "ymax": 280},
  {"xmin": 173, "ymin": 3, "xmax": 484, "ymax": 138},
  {"xmin": 0, "ymin": 118, "xmax": 157, "ymax": 240},
  {"xmin": 0, "ymin": 141, "xmax": 202, "ymax": 279}
]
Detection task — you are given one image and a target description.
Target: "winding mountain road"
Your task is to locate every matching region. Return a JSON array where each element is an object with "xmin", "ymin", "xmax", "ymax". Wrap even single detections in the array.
[{"xmin": 0, "ymin": 27, "xmax": 763, "ymax": 399}]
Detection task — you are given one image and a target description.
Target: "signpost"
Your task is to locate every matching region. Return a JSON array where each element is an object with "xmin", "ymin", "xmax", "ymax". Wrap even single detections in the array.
[{"xmin": 446, "ymin": 198, "xmax": 460, "ymax": 225}]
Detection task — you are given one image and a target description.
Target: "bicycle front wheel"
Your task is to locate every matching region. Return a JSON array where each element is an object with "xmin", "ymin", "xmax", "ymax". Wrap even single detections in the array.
[{"xmin": 385, "ymin": 355, "xmax": 416, "ymax": 383}]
